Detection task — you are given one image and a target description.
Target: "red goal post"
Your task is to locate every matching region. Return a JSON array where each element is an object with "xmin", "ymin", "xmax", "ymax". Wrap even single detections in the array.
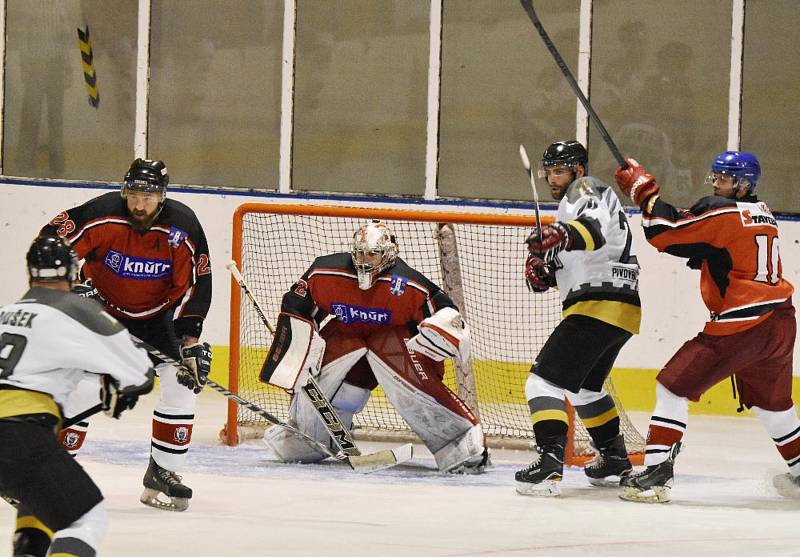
[{"xmin": 224, "ymin": 202, "xmax": 645, "ymax": 466}]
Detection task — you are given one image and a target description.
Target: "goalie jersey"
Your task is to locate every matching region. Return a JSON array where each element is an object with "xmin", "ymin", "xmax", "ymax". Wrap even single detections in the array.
[
  {"xmin": 552, "ymin": 176, "xmax": 641, "ymax": 334},
  {"xmin": 0, "ymin": 287, "xmax": 153, "ymax": 422},
  {"xmin": 281, "ymin": 253, "xmax": 457, "ymax": 336},
  {"xmin": 643, "ymin": 195, "xmax": 793, "ymax": 335}
]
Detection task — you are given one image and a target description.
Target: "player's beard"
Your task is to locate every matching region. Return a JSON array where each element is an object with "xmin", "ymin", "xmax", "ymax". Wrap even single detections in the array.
[{"xmin": 129, "ymin": 206, "xmax": 161, "ymax": 231}]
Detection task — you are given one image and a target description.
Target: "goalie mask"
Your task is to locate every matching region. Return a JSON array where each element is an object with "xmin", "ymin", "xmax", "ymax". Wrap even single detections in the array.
[
  {"xmin": 351, "ymin": 221, "xmax": 398, "ymax": 290},
  {"xmin": 27, "ymin": 234, "xmax": 79, "ymax": 285},
  {"xmin": 121, "ymin": 158, "xmax": 169, "ymax": 203}
]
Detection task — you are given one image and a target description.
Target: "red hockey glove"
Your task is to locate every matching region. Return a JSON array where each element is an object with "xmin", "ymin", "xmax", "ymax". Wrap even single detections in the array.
[
  {"xmin": 524, "ymin": 253, "xmax": 556, "ymax": 292},
  {"xmin": 615, "ymin": 158, "xmax": 660, "ymax": 208},
  {"xmin": 525, "ymin": 222, "xmax": 572, "ymax": 257}
]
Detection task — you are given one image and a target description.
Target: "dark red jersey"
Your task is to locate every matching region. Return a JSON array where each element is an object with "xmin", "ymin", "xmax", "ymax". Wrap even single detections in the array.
[
  {"xmin": 643, "ymin": 195, "xmax": 793, "ymax": 335},
  {"xmin": 42, "ymin": 192, "xmax": 212, "ymax": 338},
  {"xmin": 281, "ymin": 253, "xmax": 456, "ymax": 337}
]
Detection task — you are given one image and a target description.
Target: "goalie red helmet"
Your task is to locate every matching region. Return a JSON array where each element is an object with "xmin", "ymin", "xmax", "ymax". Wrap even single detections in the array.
[
  {"xmin": 351, "ymin": 221, "xmax": 399, "ymax": 290},
  {"xmin": 26, "ymin": 234, "xmax": 78, "ymax": 284},
  {"xmin": 122, "ymin": 158, "xmax": 169, "ymax": 202}
]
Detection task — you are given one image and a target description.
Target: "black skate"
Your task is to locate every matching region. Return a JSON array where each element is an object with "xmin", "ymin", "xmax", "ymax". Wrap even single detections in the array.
[
  {"xmin": 619, "ymin": 442, "xmax": 681, "ymax": 503},
  {"xmin": 584, "ymin": 435, "xmax": 632, "ymax": 486},
  {"xmin": 140, "ymin": 457, "xmax": 192, "ymax": 512},
  {"xmin": 515, "ymin": 440, "xmax": 565, "ymax": 497},
  {"xmin": 772, "ymin": 471, "xmax": 800, "ymax": 499}
]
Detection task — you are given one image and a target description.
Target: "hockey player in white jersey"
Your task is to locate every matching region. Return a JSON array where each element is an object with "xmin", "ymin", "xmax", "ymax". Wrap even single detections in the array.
[
  {"xmin": 516, "ymin": 140, "xmax": 641, "ymax": 496},
  {"xmin": 0, "ymin": 235, "xmax": 154, "ymax": 557}
]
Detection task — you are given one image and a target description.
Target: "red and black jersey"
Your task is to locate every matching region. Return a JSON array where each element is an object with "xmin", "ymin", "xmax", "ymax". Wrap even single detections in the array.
[
  {"xmin": 281, "ymin": 253, "xmax": 456, "ymax": 338},
  {"xmin": 42, "ymin": 191, "xmax": 212, "ymax": 338},
  {"xmin": 643, "ymin": 195, "xmax": 793, "ymax": 335}
]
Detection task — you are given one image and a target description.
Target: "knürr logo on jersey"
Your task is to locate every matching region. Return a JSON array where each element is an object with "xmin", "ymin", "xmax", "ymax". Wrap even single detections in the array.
[
  {"xmin": 331, "ymin": 303, "xmax": 391, "ymax": 325},
  {"xmin": 103, "ymin": 249, "xmax": 172, "ymax": 280}
]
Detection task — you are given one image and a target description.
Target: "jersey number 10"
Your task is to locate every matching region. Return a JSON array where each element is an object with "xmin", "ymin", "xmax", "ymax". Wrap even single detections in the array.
[{"xmin": 754, "ymin": 235, "xmax": 781, "ymax": 285}]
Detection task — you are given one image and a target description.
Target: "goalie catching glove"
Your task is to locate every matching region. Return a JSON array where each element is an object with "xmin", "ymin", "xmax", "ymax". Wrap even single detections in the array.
[
  {"xmin": 406, "ymin": 307, "xmax": 470, "ymax": 363},
  {"xmin": 177, "ymin": 341, "xmax": 212, "ymax": 394},
  {"xmin": 100, "ymin": 367, "xmax": 155, "ymax": 418}
]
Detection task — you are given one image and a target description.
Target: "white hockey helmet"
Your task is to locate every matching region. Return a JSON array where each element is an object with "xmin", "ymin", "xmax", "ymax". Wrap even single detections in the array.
[{"xmin": 351, "ymin": 220, "xmax": 398, "ymax": 290}]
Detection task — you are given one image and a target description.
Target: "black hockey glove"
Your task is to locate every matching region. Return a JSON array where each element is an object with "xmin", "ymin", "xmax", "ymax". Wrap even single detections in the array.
[
  {"xmin": 100, "ymin": 368, "xmax": 155, "ymax": 419},
  {"xmin": 72, "ymin": 279, "xmax": 101, "ymax": 301},
  {"xmin": 178, "ymin": 342, "xmax": 212, "ymax": 394}
]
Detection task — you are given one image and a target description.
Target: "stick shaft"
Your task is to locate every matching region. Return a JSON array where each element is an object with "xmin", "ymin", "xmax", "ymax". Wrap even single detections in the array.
[{"xmin": 519, "ymin": 0, "xmax": 627, "ymax": 168}]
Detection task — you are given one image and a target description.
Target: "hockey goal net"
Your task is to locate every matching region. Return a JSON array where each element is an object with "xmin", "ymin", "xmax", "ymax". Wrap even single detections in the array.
[{"xmin": 224, "ymin": 203, "xmax": 645, "ymax": 465}]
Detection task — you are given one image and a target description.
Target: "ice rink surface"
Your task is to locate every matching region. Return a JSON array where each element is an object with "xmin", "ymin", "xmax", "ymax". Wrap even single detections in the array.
[{"xmin": 2, "ymin": 389, "xmax": 798, "ymax": 557}]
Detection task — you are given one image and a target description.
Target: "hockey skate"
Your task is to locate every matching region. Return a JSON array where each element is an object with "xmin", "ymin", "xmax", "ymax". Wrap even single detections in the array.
[
  {"xmin": 140, "ymin": 457, "xmax": 192, "ymax": 512},
  {"xmin": 584, "ymin": 435, "xmax": 632, "ymax": 486},
  {"xmin": 772, "ymin": 471, "xmax": 800, "ymax": 499},
  {"xmin": 619, "ymin": 442, "xmax": 681, "ymax": 503},
  {"xmin": 515, "ymin": 439, "xmax": 565, "ymax": 497}
]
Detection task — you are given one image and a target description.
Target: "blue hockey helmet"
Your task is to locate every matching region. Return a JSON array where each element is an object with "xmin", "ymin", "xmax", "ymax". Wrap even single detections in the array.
[{"xmin": 710, "ymin": 151, "xmax": 760, "ymax": 194}]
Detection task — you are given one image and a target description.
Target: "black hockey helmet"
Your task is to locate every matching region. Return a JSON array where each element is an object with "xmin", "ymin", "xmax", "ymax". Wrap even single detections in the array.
[
  {"xmin": 122, "ymin": 158, "xmax": 169, "ymax": 202},
  {"xmin": 26, "ymin": 234, "xmax": 78, "ymax": 284},
  {"xmin": 541, "ymin": 140, "xmax": 588, "ymax": 170}
]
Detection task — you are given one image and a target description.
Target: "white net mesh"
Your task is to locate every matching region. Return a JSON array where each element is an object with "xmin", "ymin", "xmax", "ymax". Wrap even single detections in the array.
[{"xmin": 229, "ymin": 205, "xmax": 644, "ymax": 458}]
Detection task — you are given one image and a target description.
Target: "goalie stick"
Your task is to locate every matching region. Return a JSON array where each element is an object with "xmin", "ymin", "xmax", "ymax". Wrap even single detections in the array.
[
  {"xmin": 128, "ymin": 333, "xmax": 411, "ymax": 473},
  {"xmin": 519, "ymin": 0, "xmax": 627, "ymax": 169},
  {"xmin": 226, "ymin": 260, "xmax": 413, "ymax": 471}
]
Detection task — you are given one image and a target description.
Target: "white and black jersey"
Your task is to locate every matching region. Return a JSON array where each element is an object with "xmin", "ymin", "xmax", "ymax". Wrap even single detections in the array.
[
  {"xmin": 552, "ymin": 176, "xmax": 641, "ymax": 334},
  {"xmin": 0, "ymin": 287, "xmax": 153, "ymax": 420}
]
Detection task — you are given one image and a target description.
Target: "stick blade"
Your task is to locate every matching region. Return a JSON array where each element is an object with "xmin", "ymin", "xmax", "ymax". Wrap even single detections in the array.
[
  {"xmin": 347, "ymin": 444, "xmax": 414, "ymax": 473},
  {"xmin": 519, "ymin": 144, "xmax": 531, "ymax": 170}
]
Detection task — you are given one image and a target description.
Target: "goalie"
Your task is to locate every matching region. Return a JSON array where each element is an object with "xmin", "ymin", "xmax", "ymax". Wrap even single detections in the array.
[{"xmin": 260, "ymin": 221, "xmax": 490, "ymax": 473}]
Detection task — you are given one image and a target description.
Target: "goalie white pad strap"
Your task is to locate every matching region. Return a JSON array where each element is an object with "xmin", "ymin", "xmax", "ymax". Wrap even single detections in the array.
[
  {"xmin": 406, "ymin": 307, "xmax": 470, "ymax": 362},
  {"xmin": 260, "ymin": 313, "xmax": 315, "ymax": 390}
]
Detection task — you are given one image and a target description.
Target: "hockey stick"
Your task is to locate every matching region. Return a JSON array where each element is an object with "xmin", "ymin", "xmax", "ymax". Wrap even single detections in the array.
[
  {"xmin": 519, "ymin": 144, "xmax": 544, "ymax": 242},
  {"xmin": 63, "ymin": 403, "xmax": 104, "ymax": 429},
  {"xmin": 225, "ymin": 261, "xmax": 413, "ymax": 470},
  {"xmin": 519, "ymin": 0, "xmax": 627, "ymax": 169},
  {"xmin": 128, "ymin": 333, "xmax": 409, "ymax": 473}
]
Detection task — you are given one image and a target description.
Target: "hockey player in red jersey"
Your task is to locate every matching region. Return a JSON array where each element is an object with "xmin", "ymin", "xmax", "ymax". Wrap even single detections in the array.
[
  {"xmin": 42, "ymin": 159, "xmax": 212, "ymax": 511},
  {"xmin": 615, "ymin": 150, "xmax": 799, "ymax": 502},
  {"xmin": 0, "ymin": 235, "xmax": 154, "ymax": 557},
  {"xmin": 261, "ymin": 221, "xmax": 490, "ymax": 473}
]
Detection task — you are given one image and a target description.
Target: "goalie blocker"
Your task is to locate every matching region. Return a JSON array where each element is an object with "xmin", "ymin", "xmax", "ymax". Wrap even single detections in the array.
[{"xmin": 261, "ymin": 313, "xmax": 324, "ymax": 391}]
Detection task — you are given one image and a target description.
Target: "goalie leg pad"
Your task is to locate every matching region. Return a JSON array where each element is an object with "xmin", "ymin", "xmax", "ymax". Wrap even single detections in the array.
[
  {"xmin": 433, "ymin": 423, "xmax": 490, "ymax": 473},
  {"xmin": 265, "ymin": 343, "xmax": 367, "ymax": 463},
  {"xmin": 365, "ymin": 327, "xmax": 480, "ymax": 464}
]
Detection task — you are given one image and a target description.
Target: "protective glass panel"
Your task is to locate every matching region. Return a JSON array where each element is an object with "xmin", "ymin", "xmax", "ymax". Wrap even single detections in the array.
[
  {"xmin": 590, "ymin": 0, "xmax": 730, "ymax": 208},
  {"xmin": 3, "ymin": 0, "xmax": 137, "ymax": 181},
  {"xmin": 741, "ymin": 0, "xmax": 800, "ymax": 213},
  {"xmin": 149, "ymin": 1, "xmax": 282, "ymax": 188},
  {"xmin": 292, "ymin": 1, "xmax": 429, "ymax": 195},
  {"xmin": 438, "ymin": 0, "xmax": 580, "ymax": 200}
]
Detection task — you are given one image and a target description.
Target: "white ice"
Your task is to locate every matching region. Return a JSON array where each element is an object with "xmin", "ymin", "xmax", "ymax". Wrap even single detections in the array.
[{"xmin": 2, "ymin": 389, "xmax": 798, "ymax": 557}]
